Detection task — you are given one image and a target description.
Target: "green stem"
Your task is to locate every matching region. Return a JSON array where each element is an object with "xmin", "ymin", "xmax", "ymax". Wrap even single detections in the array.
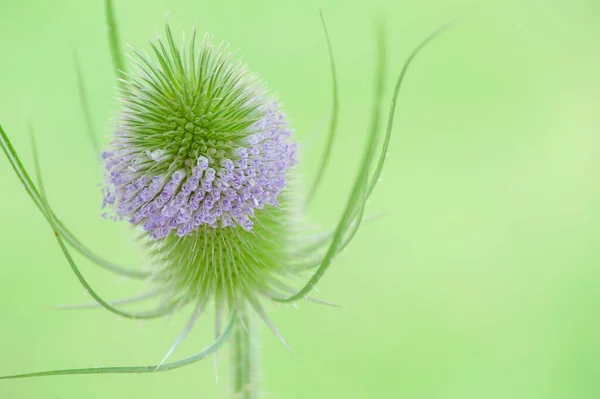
[{"xmin": 232, "ymin": 312, "xmax": 259, "ymax": 399}]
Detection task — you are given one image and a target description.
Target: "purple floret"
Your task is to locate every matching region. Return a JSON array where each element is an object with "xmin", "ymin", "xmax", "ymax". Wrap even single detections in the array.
[{"xmin": 102, "ymin": 103, "xmax": 296, "ymax": 239}]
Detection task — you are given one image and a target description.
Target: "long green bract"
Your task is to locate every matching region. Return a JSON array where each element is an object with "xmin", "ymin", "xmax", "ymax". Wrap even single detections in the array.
[
  {"xmin": 105, "ymin": 0, "xmax": 126, "ymax": 87},
  {"xmin": 366, "ymin": 21, "xmax": 458, "ymax": 198},
  {"xmin": 272, "ymin": 23, "xmax": 386, "ymax": 303},
  {"xmin": 273, "ymin": 21, "xmax": 455, "ymax": 303},
  {"xmin": 0, "ymin": 311, "xmax": 236, "ymax": 380},
  {"xmin": 0, "ymin": 125, "xmax": 149, "ymax": 278},
  {"xmin": 72, "ymin": 48, "xmax": 101, "ymax": 158},
  {"xmin": 32, "ymin": 160, "xmax": 174, "ymax": 320},
  {"xmin": 304, "ymin": 6, "xmax": 340, "ymax": 207}
]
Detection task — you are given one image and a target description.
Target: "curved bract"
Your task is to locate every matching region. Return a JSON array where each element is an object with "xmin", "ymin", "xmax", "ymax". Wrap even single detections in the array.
[
  {"xmin": 0, "ymin": 311, "xmax": 236, "ymax": 380},
  {"xmin": 105, "ymin": 0, "xmax": 126, "ymax": 86},
  {"xmin": 72, "ymin": 49, "xmax": 101, "ymax": 158},
  {"xmin": 304, "ymin": 7, "xmax": 340, "ymax": 207},
  {"xmin": 0, "ymin": 126, "xmax": 149, "ymax": 278},
  {"xmin": 273, "ymin": 21, "xmax": 457, "ymax": 303}
]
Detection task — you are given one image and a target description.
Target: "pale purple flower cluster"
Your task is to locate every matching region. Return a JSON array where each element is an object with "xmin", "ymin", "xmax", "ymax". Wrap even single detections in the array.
[{"xmin": 102, "ymin": 103, "xmax": 297, "ymax": 239}]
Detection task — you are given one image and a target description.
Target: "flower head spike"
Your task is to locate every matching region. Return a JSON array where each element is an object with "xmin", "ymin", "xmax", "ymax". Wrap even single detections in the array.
[{"xmin": 101, "ymin": 25, "xmax": 301, "ymax": 323}]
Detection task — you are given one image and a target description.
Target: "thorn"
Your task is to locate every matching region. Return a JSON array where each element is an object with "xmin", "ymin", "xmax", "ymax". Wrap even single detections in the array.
[
  {"xmin": 213, "ymin": 354, "xmax": 220, "ymax": 384},
  {"xmin": 304, "ymin": 296, "xmax": 345, "ymax": 308},
  {"xmin": 251, "ymin": 300, "xmax": 295, "ymax": 356},
  {"xmin": 154, "ymin": 303, "xmax": 204, "ymax": 371}
]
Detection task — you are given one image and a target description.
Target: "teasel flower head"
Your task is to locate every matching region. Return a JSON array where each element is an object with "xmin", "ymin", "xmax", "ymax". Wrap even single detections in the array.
[{"xmin": 100, "ymin": 28, "xmax": 303, "ymax": 326}]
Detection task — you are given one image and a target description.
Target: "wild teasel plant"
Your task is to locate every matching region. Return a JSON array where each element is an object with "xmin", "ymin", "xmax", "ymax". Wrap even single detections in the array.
[{"xmin": 0, "ymin": 1, "xmax": 452, "ymax": 397}]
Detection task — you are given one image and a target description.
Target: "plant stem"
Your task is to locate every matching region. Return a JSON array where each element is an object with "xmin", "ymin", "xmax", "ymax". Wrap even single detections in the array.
[{"xmin": 232, "ymin": 312, "xmax": 259, "ymax": 398}]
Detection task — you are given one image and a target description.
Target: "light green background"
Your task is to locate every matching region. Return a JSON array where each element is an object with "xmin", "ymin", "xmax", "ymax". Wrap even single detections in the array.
[{"xmin": 0, "ymin": 0, "xmax": 599, "ymax": 398}]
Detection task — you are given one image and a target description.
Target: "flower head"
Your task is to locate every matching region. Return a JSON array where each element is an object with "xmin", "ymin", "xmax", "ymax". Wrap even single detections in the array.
[{"xmin": 101, "ymin": 27, "xmax": 304, "ymax": 327}]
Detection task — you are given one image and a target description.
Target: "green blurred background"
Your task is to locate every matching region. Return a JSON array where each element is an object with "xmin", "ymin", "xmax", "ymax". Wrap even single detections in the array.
[{"xmin": 1, "ymin": 0, "xmax": 599, "ymax": 398}]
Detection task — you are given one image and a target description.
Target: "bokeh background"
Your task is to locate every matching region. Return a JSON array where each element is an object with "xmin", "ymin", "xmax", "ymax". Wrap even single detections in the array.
[{"xmin": 1, "ymin": 0, "xmax": 599, "ymax": 398}]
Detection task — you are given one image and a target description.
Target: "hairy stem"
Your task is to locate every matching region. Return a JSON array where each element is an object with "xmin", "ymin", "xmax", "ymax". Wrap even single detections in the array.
[{"xmin": 232, "ymin": 312, "xmax": 259, "ymax": 399}]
